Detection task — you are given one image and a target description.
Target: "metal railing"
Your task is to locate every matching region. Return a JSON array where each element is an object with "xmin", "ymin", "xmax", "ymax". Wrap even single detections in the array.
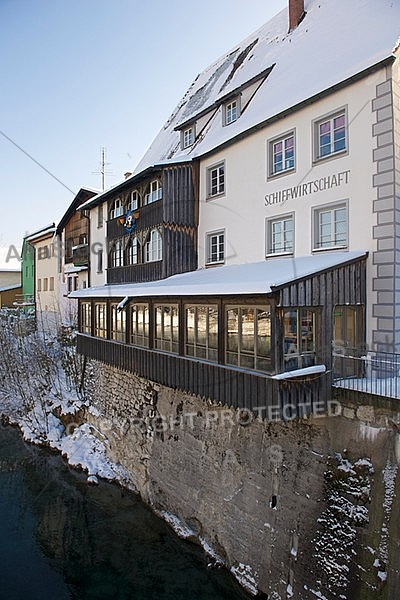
[{"xmin": 332, "ymin": 351, "xmax": 400, "ymax": 399}]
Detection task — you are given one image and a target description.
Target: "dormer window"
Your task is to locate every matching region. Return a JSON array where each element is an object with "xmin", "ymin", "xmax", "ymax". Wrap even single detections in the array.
[
  {"xmin": 182, "ymin": 126, "xmax": 194, "ymax": 149},
  {"xmin": 224, "ymin": 98, "xmax": 240, "ymax": 125},
  {"xmin": 110, "ymin": 197, "xmax": 123, "ymax": 219},
  {"xmin": 145, "ymin": 180, "xmax": 162, "ymax": 205}
]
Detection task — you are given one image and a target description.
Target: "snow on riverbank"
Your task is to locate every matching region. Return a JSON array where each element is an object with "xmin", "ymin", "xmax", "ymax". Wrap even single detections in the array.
[{"xmin": 0, "ymin": 389, "xmax": 132, "ymax": 489}]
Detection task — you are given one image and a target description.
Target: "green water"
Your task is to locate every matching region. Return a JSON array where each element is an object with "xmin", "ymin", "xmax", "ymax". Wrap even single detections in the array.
[{"xmin": 0, "ymin": 424, "xmax": 249, "ymax": 600}]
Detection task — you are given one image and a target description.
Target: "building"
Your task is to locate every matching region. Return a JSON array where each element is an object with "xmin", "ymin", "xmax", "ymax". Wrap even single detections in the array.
[
  {"xmin": 56, "ymin": 187, "xmax": 98, "ymax": 325},
  {"xmin": 20, "ymin": 235, "xmax": 35, "ymax": 310},
  {"xmin": 72, "ymin": 0, "xmax": 400, "ymax": 410},
  {"xmin": 0, "ymin": 246, "xmax": 21, "ymax": 289},
  {"xmin": 26, "ymin": 224, "xmax": 58, "ymax": 332}
]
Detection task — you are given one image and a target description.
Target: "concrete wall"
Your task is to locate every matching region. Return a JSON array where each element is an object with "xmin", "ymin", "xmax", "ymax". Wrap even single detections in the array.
[{"xmin": 82, "ymin": 360, "xmax": 400, "ymax": 599}]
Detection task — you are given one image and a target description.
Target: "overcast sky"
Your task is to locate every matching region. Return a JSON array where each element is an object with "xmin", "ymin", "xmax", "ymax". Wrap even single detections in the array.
[{"xmin": 0, "ymin": 0, "xmax": 287, "ymax": 249}]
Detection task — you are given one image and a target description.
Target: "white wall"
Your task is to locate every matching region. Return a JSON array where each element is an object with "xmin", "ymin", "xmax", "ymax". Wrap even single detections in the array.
[
  {"xmin": 89, "ymin": 203, "xmax": 107, "ymax": 288},
  {"xmin": 198, "ymin": 69, "xmax": 387, "ymax": 348}
]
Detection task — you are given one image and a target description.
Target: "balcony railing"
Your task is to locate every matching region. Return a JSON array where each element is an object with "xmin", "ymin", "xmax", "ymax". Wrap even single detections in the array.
[
  {"xmin": 72, "ymin": 243, "xmax": 89, "ymax": 267},
  {"xmin": 332, "ymin": 351, "xmax": 400, "ymax": 399},
  {"xmin": 145, "ymin": 188, "xmax": 162, "ymax": 205}
]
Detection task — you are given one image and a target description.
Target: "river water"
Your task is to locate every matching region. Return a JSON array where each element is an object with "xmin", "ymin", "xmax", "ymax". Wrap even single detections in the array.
[{"xmin": 0, "ymin": 423, "xmax": 249, "ymax": 600}]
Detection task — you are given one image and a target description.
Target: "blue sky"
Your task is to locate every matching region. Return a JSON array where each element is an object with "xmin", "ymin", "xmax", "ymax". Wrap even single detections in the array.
[{"xmin": 0, "ymin": 0, "xmax": 286, "ymax": 249}]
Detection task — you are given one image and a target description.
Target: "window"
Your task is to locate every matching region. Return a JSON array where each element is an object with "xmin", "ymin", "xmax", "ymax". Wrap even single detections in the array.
[
  {"xmin": 37, "ymin": 278, "xmax": 42, "ymax": 292},
  {"xmin": 224, "ymin": 98, "xmax": 240, "ymax": 125},
  {"xmin": 130, "ymin": 303, "xmax": 149, "ymax": 347},
  {"xmin": 127, "ymin": 190, "xmax": 139, "ymax": 211},
  {"xmin": 43, "ymin": 278, "xmax": 48, "ymax": 292},
  {"xmin": 269, "ymin": 132, "xmax": 295, "ymax": 176},
  {"xmin": 110, "ymin": 303, "xmax": 126, "ymax": 342},
  {"xmin": 97, "ymin": 204, "xmax": 103, "ymax": 228},
  {"xmin": 145, "ymin": 229, "xmax": 162, "ymax": 262},
  {"xmin": 182, "ymin": 127, "xmax": 194, "ymax": 149},
  {"xmin": 80, "ymin": 302, "xmax": 92, "ymax": 334},
  {"xmin": 185, "ymin": 305, "xmax": 218, "ymax": 362},
  {"xmin": 206, "ymin": 231, "xmax": 224, "ymax": 264},
  {"xmin": 110, "ymin": 239, "xmax": 123, "ymax": 267},
  {"xmin": 313, "ymin": 202, "xmax": 347, "ymax": 250},
  {"xmin": 226, "ymin": 306, "xmax": 271, "ymax": 372},
  {"xmin": 332, "ymin": 305, "xmax": 364, "ymax": 378},
  {"xmin": 126, "ymin": 236, "xmax": 138, "ymax": 265},
  {"xmin": 283, "ymin": 308, "xmax": 318, "ymax": 370},
  {"xmin": 154, "ymin": 304, "xmax": 179, "ymax": 353},
  {"xmin": 97, "ymin": 248, "xmax": 103, "ymax": 273},
  {"xmin": 110, "ymin": 197, "xmax": 124, "ymax": 219},
  {"xmin": 145, "ymin": 180, "xmax": 162, "ymax": 205},
  {"xmin": 266, "ymin": 214, "xmax": 294, "ymax": 255},
  {"xmin": 94, "ymin": 302, "xmax": 107, "ymax": 338},
  {"xmin": 68, "ymin": 276, "xmax": 78, "ymax": 292},
  {"xmin": 49, "ymin": 277, "xmax": 54, "ymax": 291},
  {"xmin": 207, "ymin": 162, "xmax": 225, "ymax": 197},
  {"xmin": 314, "ymin": 109, "xmax": 347, "ymax": 161}
]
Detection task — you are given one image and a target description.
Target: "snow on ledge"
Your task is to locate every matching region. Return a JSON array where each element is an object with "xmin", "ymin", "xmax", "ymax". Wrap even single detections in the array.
[{"xmin": 271, "ymin": 365, "xmax": 326, "ymax": 380}]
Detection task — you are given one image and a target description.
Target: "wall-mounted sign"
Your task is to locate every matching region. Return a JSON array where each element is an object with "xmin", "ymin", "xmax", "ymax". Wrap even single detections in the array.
[
  {"xmin": 119, "ymin": 210, "xmax": 140, "ymax": 234},
  {"xmin": 264, "ymin": 169, "xmax": 350, "ymax": 207}
]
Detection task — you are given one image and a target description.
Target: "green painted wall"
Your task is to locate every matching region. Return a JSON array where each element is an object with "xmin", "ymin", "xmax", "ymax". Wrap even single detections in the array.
[{"xmin": 21, "ymin": 238, "xmax": 35, "ymax": 300}]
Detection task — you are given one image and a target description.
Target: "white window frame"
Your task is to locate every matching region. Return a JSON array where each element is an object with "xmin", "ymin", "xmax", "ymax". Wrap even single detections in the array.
[
  {"xmin": 145, "ymin": 229, "xmax": 162, "ymax": 262},
  {"xmin": 268, "ymin": 130, "xmax": 296, "ymax": 178},
  {"xmin": 110, "ymin": 239, "xmax": 123, "ymax": 267},
  {"xmin": 312, "ymin": 201, "xmax": 348, "ymax": 251},
  {"xmin": 207, "ymin": 161, "xmax": 225, "ymax": 198},
  {"xmin": 182, "ymin": 126, "xmax": 195, "ymax": 149},
  {"xmin": 224, "ymin": 98, "xmax": 240, "ymax": 125},
  {"xmin": 127, "ymin": 190, "xmax": 139, "ymax": 211},
  {"xmin": 206, "ymin": 230, "xmax": 225, "ymax": 265},
  {"xmin": 144, "ymin": 180, "xmax": 162, "ymax": 205},
  {"xmin": 266, "ymin": 213, "xmax": 294, "ymax": 256},
  {"xmin": 110, "ymin": 197, "xmax": 124, "ymax": 219},
  {"xmin": 127, "ymin": 236, "xmax": 138, "ymax": 265},
  {"xmin": 313, "ymin": 107, "xmax": 348, "ymax": 162}
]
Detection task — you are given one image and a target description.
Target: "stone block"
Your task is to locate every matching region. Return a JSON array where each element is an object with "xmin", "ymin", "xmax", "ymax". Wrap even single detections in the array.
[
  {"xmin": 343, "ymin": 407, "xmax": 355, "ymax": 419},
  {"xmin": 356, "ymin": 406, "xmax": 375, "ymax": 422}
]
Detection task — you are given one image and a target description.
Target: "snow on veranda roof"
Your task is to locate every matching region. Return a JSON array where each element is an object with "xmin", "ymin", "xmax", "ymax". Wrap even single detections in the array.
[
  {"xmin": 70, "ymin": 250, "xmax": 367, "ymax": 300},
  {"xmin": 133, "ymin": 0, "xmax": 400, "ymax": 174}
]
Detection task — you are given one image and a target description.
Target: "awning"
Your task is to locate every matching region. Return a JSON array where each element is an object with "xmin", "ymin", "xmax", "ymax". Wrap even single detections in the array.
[{"xmin": 70, "ymin": 251, "xmax": 368, "ymax": 300}]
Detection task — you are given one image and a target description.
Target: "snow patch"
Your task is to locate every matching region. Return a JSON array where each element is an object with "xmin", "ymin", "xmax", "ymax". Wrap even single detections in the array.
[{"xmin": 230, "ymin": 562, "xmax": 258, "ymax": 596}]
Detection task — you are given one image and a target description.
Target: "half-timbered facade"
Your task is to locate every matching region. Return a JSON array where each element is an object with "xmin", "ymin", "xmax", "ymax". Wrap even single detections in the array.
[
  {"xmin": 56, "ymin": 187, "xmax": 97, "ymax": 324},
  {"xmin": 80, "ymin": 162, "xmax": 198, "ymax": 287}
]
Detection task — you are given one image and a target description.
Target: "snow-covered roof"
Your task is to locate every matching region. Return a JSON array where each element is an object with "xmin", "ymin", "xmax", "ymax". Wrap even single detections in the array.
[
  {"xmin": 70, "ymin": 250, "xmax": 367, "ymax": 299},
  {"xmin": 0, "ymin": 283, "xmax": 22, "ymax": 293},
  {"xmin": 0, "ymin": 247, "xmax": 22, "ymax": 272},
  {"xmin": 133, "ymin": 0, "xmax": 400, "ymax": 174},
  {"xmin": 25, "ymin": 224, "xmax": 56, "ymax": 244}
]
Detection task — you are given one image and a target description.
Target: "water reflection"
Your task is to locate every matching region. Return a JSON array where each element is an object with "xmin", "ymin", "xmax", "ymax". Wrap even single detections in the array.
[{"xmin": 0, "ymin": 424, "xmax": 249, "ymax": 599}]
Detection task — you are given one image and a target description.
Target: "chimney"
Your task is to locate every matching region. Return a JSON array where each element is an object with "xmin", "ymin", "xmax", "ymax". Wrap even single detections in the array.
[{"xmin": 288, "ymin": 0, "xmax": 305, "ymax": 31}]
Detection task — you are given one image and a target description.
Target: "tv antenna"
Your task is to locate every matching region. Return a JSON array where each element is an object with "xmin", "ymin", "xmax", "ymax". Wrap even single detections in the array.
[{"xmin": 92, "ymin": 146, "xmax": 112, "ymax": 191}]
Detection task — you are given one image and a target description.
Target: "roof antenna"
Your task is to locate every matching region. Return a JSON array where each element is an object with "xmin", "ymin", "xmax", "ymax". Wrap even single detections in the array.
[{"xmin": 92, "ymin": 146, "xmax": 112, "ymax": 191}]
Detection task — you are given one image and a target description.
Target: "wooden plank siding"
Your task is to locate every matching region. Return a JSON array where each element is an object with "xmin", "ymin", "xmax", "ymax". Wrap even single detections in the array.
[
  {"xmin": 274, "ymin": 257, "xmax": 367, "ymax": 375},
  {"xmin": 107, "ymin": 164, "xmax": 198, "ymax": 285},
  {"xmin": 77, "ymin": 333, "xmax": 324, "ymax": 419}
]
